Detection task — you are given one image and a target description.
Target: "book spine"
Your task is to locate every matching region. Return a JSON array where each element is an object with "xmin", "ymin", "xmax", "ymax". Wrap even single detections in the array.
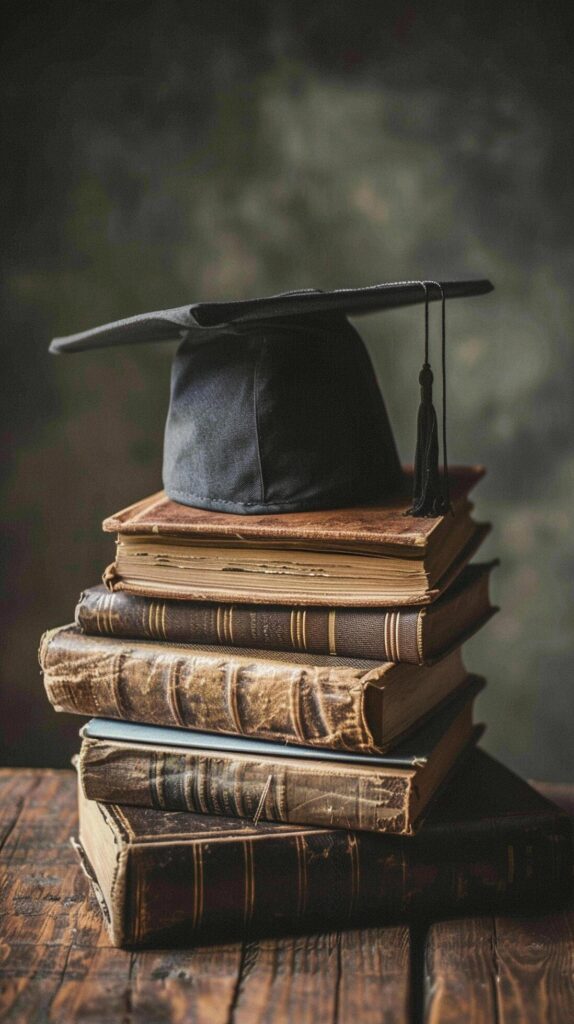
[
  {"xmin": 40, "ymin": 627, "xmax": 377, "ymax": 751},
  {"xmin": 75, "ymin": 587, "xmax": 422, "ymax": 663},
  {"xmin": 79, "ymin": 738, "xmax": 413, "ymax": 834},
  {"xmin": 116, "ymin": 814, "xmax": 572, "ymax": 947}
]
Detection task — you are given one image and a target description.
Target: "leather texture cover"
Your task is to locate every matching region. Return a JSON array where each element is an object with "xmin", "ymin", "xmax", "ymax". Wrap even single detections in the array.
[
  {"xmin": 75, "ymin": 749, "xmax": 572, "ymax": 948},
  {"xmin": 102, "ymin": 465, "xmax": 484, "ymax": 551},
  {"xmin": 75, "ymin": 562, "xmax": 497, "ymax": 664},
  {"xmin": 40, "ymin": 625, "xmax": 466, "ymax": 753}
]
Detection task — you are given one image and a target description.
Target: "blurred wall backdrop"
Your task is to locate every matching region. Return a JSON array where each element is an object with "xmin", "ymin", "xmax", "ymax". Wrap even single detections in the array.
[{"xmin": 2, "ymin": 1, "xmax": 573, "ymax": 776}]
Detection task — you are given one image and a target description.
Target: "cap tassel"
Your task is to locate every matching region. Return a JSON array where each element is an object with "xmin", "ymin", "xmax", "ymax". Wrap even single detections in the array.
[{"xmin": 408, "ymin": 282, "xmax": 450, "ymax": 517}]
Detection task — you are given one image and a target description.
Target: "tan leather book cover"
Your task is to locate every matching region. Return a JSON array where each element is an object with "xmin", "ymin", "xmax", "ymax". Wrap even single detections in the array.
[
  {"xmin": 40, "ymin": 625, "xmax": 468, "ymax": 753},
  {"xmin": 103, "ymin": 465, "xmax": 485, "ymax": 554}
]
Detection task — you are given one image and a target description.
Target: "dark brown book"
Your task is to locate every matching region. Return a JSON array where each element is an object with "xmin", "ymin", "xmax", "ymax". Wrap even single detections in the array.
[
  {"xmin": 74, "ymin": 750, "xmax": 573, "ymax": 948},
  {"xmin": 76, "ymin": 563, "xmax": 497, "ymax": 665},
  {"xmin": 78, "ymin": 680, "xmax": 483, "ymax": 834},
  {"xmin": 102, "ymin": 466, "xmax": 489, "ymax": 606},
  {"xmin": 40, "ymin": 626, "xmax": 468, "ymax": 754}
]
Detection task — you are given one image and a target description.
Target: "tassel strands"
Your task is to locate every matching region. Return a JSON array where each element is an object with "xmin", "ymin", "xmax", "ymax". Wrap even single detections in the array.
[{"xmin": 408, "ymin": 281, "xmax": 451, "ymax": 517}]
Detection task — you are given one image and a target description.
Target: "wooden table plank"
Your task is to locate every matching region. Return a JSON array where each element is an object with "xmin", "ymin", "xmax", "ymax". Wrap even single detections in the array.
[
  {"xmin": 424, "ymin": 911, "xmax": 574, "ymax": 1024},
  {"xmin": 424, "ymin": 918, "xmax": 498, "ymax": 1024},
  {"xmin": 229, "ymin": 928, "xmax": 411, "ymax": 1024},
  {"xmin": 338, "ymin": 927, "xmax": 411, "ymax": 1024},
  {"xmin": 492, "ymin": 910, "xmax": 574, "ymax": 1024}
]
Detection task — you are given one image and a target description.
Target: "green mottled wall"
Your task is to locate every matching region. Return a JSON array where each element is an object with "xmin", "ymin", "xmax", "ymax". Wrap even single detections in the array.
[{"xmin": 2, "ymin": 2, "xmax": 574, "ymax": 776}]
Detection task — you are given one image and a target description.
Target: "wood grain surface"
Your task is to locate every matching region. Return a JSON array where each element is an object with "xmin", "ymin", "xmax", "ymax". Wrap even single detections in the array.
[
  {"xmin": 1, "ymin": 768, "xmax": 573, "ymax": 1023},
  {"xmin": 0, "ymin": 770, "xmax": 410, "ymax": 1023},
  {"xmin": 424, "ymin": 912, "xmax": 574, "ymax": 1024}
]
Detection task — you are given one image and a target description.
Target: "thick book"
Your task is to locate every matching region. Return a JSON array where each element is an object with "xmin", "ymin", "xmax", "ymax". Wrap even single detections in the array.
[
  {"xmin": 78, "ymin": 679, "xmax": 483, "ymax": 834},
  {"xmin": 73, "ymin": 750, "xmax": 573, "ymax": 948},
  {"xmin": 102, "ymin": 466, "xmax": 489, "ymax": 606},
  {"xmin": 76, "ymin": 562, "xmax": 497, "ymax": 665},
  {"xmin": 40, "ymin": 626, "xmax": 468, "ymax": 753}
]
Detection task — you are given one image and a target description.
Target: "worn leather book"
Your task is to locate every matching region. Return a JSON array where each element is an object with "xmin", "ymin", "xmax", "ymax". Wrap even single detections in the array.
[
  {"xmin": 73, "ymin": 750, "xmax": 573, "ymax": 948},
  {"xmin": 101, "ymin": 466, "xmax": 489, "ymax": 606},
  {"xmin": 40, "ymin": 626, "xmax": 468, "ymax": 753},
  {"xmin": 78, "ymin": 680, "xmax": 483, "ymax": 834},
  {"xmin": 75, "ymin": 563, "xmax": 496, "ymax": 665}
]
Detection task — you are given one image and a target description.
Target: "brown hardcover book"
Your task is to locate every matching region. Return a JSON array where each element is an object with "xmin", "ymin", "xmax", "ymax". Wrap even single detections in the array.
[
  {"xmin": 78, "ymin": 679, "xmax": 483, "ymax": 835},
  {"xmin": 102, "ymin": 466, "xmax": 489, "ymax": 606},
  {"xmin": 40, "ymin": 626, "xmax": 468, "ymax": 753},
  {"xmin": 74, "ymin": 750, "xmax": 573, "ymax": 948},
  {"xmin": 76, "ymin": 563, "xmax": 497, "ymax": 665}
]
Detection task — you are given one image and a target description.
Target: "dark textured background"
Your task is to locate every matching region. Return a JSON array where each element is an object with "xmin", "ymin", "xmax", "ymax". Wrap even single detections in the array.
[{"xmin": 2, "ymin": 1, "xmax": 573, "ymax": 777}]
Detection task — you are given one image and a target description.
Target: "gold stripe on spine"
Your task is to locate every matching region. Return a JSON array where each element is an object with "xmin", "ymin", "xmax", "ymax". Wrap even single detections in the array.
[
  {"xmin": 216, "ymin": 607, "xmax": 223, "ymax": 644},
  {"xmin": 107, "ymin": 593, "xmax": 115, "ymax": 635},
  {"xmin": 191, "ymin": 844, "xmax": 204, "ymax": 931},
  {"xmin": 390, "ymin": 612, "xmax": 398, "ymax": 661},
  {"xmin": 290, "ymin": 677, "xmax": 305, "ymax": 742},
  {"xmin": 183, "ymin": 757, "xmax": 194, "ymax": 812},
  {"xmin": 166, "ymin": 658, "xmax": 186, "ymax": 726},
  {"xmin": 226, "ymin": 666, "xmax": 242, "ymax": 733},
  {"xmin": 233, "ymin": 761, "xmax": 245, "ymax": 819},
  {"xmin": 328, "ymin": 610, "xmax": 337, "ymax": 656},
  {"xmin": 301, "ymin": 610, "xmax": 307, "ymax": 652},
  {"xmin": 416, "ymin": 609, "xmax": 425, "ymax": 664},
  {"xmin": 295, "ymin": 835, "xmax": 308, "ymax": 917},
  {"xmin": 383, "ymin": 612, "xmax": 389, "ymax": 661},
  {"xmin": 150, "ymin": 600, "xmax": 156, "ymax": 639},
  {"xmin": 243, "ymin": 840, "xmax": 255, "ymax": 927},
  {"xmin": 161, "ymin": 600, "xmax": 167, "ymax": 640},
  {"xmin": 392, "ymin": 610, "xmax": 399, "ymax": 659},
  {"xmin": 392, "ymin": 611, "xmax": 399, "ymax": 662},
  {"xmin": 228, "ymin": 606, "xmax": 234, "ymax": 645},
  {"xmin": 157, "ymin": 753, "xmax": 166, "ymax": 809},
  {"xmin": 290, "ymin": 610, "xmax": 296, "ymax": 650}
]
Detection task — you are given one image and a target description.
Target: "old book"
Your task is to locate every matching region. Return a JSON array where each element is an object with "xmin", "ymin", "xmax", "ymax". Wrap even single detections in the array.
[
  {"xmin": 74, "ymin": 750, "xmax": 573, "ymax": 948},
  {"xmin": 75, "ymin": 563, "xmax": 497, "ymax": 665},
  {"xmin": 102, "ymin": 466, "xmax": 489, "ymax": 606},
  {"xmin": 78, "ymin": 679, "xmax": 483, "ymax": 835},
  {"xmin": 40, "ymin": 626, "xmax": 468, "ymax": 753}
]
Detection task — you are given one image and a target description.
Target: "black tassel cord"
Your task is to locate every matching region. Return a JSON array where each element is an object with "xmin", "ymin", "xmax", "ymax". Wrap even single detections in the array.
[{"xmin": 408, "ymin": 281, "xmax": 451, "ymax": 517}]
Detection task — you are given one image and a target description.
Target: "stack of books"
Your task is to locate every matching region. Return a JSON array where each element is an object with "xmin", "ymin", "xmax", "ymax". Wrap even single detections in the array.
[{"xmin": 40, "ymin": 467, "xmax": 571, "ymax": 947}]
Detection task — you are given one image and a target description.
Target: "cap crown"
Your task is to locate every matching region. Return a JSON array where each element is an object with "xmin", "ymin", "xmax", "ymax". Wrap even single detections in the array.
[{"xmin": 164, "ymin": 313, "xmax": 402, "ymax": 514}]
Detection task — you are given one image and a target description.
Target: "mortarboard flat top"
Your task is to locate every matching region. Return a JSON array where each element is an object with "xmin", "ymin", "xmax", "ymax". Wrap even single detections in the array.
[{"xmin": 50, "ymin": 279, "xmax": 493, "ymax": 515}]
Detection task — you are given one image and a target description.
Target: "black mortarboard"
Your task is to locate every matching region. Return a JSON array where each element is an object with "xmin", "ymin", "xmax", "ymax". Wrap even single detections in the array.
[{"xmin": 50, "ymin": 279, "xmax": 493, "ymax": 516}]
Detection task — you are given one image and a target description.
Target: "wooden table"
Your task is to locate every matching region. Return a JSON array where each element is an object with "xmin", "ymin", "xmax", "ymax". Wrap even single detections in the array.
[{"xmin": 1, "ymin": 770, "xmax": 573, "ymax": 1023}]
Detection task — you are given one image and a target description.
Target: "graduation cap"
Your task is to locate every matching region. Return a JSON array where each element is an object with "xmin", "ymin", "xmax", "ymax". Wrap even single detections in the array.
[{"xmin": 50, "ymin": 279, "xmax": 493, "ymax": 516}]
